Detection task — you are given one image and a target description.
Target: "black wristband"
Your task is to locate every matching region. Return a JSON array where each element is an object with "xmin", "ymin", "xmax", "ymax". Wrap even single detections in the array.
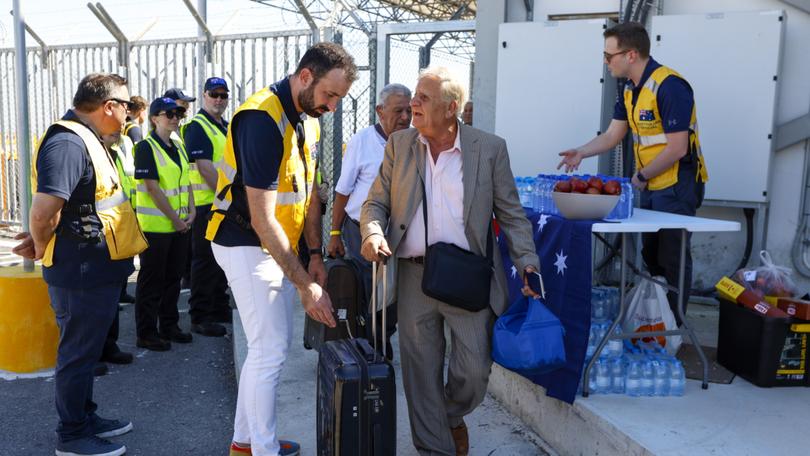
[
  {"xmin": 636, "ymin": 171, "xmax": 648, "ymax": 182},
  {"xmin": 308, "ymin": 248, "xmax": 323, "ymax": 256}
]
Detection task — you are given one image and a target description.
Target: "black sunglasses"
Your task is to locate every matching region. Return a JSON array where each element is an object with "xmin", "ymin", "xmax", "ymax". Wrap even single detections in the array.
[
  {"xmin": 107, "ymin": 98, "xmax": 134, "ymax": 111},
  {"xmin": 160, "ymin": 110, "xmax": 186, "ymax": 120},
  {"xmin": 207, "ymin": 92, "xmax": 229, "ymax": 100}
]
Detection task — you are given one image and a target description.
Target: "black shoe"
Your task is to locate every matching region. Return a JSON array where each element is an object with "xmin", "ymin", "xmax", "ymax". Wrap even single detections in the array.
[
  {"xmin": 136, "ymin": 336, "xmax": 171, "ymax": 351},
  {"xmin": 191, "ymin": 322, "xmax": 227, "ymax": 337},
  {"xmin": 101, "ymin": 350, "xmax": 134, "ymax": 365},
  {"xmin": 159, "ymin": 326, "xmax": 193, "ymax": 343},
  {"xmin": 119, "ymin": 293, "xmax": 135, "ymax": 304},
  {"xmin": 93, "ymin": 362, "xmax": 108, "ymax": 377}
]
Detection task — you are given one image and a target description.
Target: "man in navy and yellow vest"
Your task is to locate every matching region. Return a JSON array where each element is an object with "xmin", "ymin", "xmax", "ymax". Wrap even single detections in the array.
[
  {"xmin": 558, "ymin": 22, "xmax": 708, "ymax": 324},
  {"xmin": 209, "ymin": 43, "xmax": 355, "ymax": 456},
  {"xmin": 26, "ymin": 73, "xmax": 147, "ymax": 456},
  {"xmin": 183, "ymin": 77, "xmax": 231, "ymax": 338}
]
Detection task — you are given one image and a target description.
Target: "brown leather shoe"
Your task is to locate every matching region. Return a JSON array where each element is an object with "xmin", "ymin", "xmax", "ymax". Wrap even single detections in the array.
[{"xmin": 450, "ymin": 421, "xmax": 469, "ymax": 456}]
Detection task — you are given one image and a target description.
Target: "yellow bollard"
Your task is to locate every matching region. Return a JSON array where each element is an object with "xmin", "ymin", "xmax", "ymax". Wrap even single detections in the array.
[{"xmin": 0, "ymin": 265, "xmax": 57, "ymax": 373}]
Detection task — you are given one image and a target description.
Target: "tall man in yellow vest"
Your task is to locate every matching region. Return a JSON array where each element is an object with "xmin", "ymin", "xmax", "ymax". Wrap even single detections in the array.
[
  {"xmin": 184, "ymin": 77, "xmax": 232, "ymax": 337},
  {"xmin": 27, "ymin": 73, "xmax": 147, "ymax": 456},
  {"xmin": 207, "ymin": 42, "xmax": 355, "ymax": 456},
  {"xmin": 558, "ymin": 22, "xmax": 708, "ymax": 324}
]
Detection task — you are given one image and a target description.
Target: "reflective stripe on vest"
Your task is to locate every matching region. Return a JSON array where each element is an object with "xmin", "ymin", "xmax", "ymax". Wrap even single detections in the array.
[
  {"xmin": 186, "ymin": 112, "xmax": 227, "ymax": 206},
  {"xmin": 624, "ymin": 65, "xmax": 708, "ymax": 191},
  {"xmin": 33, "ymin": 120, "xmax": 147, "ymax": 266},
  {"xmin": 135, "ymin": 135, "xmax": 191, "ymax": 233},
  {"xmin": 205, "ymin": 86, "xmax": 319, "ymax": 251}
]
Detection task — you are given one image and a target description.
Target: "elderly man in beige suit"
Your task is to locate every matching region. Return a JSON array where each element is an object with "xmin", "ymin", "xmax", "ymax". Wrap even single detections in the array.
[{"xmin": 360, "ymin": 67, "xmax": 540, "ymax": 456}]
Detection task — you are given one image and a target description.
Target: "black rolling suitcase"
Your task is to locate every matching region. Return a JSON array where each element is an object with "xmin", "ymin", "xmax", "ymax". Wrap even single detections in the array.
[
  {"xmin": 304, "ymin": 257, "xmax": 367, "ymax": 351},
  {"xmin": 317, "ymin": 259, "xmax": 396, "ymax": 456}
]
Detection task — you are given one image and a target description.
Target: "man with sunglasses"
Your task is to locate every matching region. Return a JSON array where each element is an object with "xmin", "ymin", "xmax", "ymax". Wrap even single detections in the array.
[
  {"xmin": 183, "ymin": 77, "xmax": 232, "ymax": 338},
  {"xmin": 24, "ymin": 73, "xmax": 145, "ymax": 456},
  {"xmin": 558, "ymin": 22, "xmax": 708, "ymax": 324}
]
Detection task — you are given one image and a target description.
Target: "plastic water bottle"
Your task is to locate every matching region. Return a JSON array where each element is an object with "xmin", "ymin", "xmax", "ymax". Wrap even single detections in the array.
[
  {"xmin": 641, "ymin": 358, "xmax": 655, "ymax": 396},
  {"xmin": 622, "ymin": 178, "xmax": 633, "ymax": 219},
  {"xmin": 653, "ymin": 359, "xmax": 670, "ymax": 396},
  {"xmin": 611, "ymin": 357, "xmax": 626, "ymax": 394},
  {"xmin": 625, "ymin": 361, "xmax": 642, "ymax": 396},
  {"xmin": 588, "ymin": 362, "xmax": 599, "ymax": 394},
  {"xmin": 586, "ymin": 325, "xmax": 597, "ymax": 358},
  {"xmin": 607, "ymin": 325, "xmax": 623, "ymax": 358},
  {"xmin": 592, "ymin": 291, "xmax": 606, "ymax": 321},
  {"xmin": 595, "ymin": 323, "xmax": 609, "ymax": 359},
  {"xmin": 669, "ymin": 360, "xmax": 686, "ymax": 396},
  {"xmin": 596, "ymin": 359, "xmax": 611, "ymax": 393}
]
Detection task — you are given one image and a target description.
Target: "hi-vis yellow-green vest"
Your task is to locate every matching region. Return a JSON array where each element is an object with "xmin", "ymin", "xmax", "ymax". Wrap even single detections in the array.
[
  {"xmin": 33, "ymin": 120, "xmax": 147, "ymax": 267},
  {"xmin": 135, "ymin": 135, "xmax": 191, "ymax": 233},
  {"xmin": 624, "ymin": 65, "xmax": 709, "ymax": 191},
  {"xmin": 112, "ymin": 135, "xmax": 136, "ymax": 207},
  {"xmin": 206, "ymin": 87, "xmax": 319, "ymax": 252},
  {"xmin": 184, "ymin": 112, "xmax": 226, "ymax": 206}
]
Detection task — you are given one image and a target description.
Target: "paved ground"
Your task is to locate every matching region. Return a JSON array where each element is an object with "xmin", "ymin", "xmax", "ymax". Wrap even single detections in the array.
[{"xmin": 0, "ymin": 280, "xmax": 238, "ymax": 455}]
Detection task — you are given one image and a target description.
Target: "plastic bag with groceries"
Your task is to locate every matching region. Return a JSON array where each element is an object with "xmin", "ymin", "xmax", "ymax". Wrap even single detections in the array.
[{"xmin": 732, "ymin": 250, "xmax": 798, "ymax": 300}]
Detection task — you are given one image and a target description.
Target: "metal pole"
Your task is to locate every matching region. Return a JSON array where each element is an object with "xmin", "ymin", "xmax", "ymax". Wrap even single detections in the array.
[
  {"xmin": 13, "ymin": 0, "xmax": 33, "ymax": 272},
  {"xmin": 197, "ymin": 0, "xmax": 206, "ymax": 93}
]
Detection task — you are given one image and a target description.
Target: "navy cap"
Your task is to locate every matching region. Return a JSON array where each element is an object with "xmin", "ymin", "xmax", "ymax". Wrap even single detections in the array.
[
  {"xmin": 204, "ymin": 77, "xmax": 229, "ymax": 92},
  {"xmin": 149, "ymin": 97, "xmax": 183, "ymax": 116},
  {"xmin": 162, "ymin": 88, "xmax": 196, "ymax": 102}
]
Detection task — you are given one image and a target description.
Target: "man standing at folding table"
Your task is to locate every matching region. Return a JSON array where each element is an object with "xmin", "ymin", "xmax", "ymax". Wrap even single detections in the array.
[{"xmin": 558, "ymin": 22, "xmax": 708, "ymax": 324}]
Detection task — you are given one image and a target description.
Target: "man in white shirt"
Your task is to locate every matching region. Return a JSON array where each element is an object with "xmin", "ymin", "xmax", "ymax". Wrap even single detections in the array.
[
  {"xmin": 327, "ymin": 83, "xmax": 411, "ymax": 357},
  {"xmin": 360, "ymin": 67, "xmax": 540, "ymax": 456}
]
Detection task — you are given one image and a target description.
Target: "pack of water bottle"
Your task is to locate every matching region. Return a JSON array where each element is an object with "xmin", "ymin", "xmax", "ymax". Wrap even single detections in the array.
[
  {"xmin": 514, "ymin": 175, "xmax": 635, "ymax": 219},
  {"xmin": 591, "ymin": 286, "xmax": 620, "ymax": 322}
]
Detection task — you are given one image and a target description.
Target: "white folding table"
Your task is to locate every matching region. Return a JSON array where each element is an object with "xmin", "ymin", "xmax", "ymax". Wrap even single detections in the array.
[{"xmin": 582, "ymin": 209, "xmax": 740, "ymax": 396}]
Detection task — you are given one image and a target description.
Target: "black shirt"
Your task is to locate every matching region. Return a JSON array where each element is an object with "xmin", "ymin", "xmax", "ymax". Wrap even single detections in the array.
[
  {"xmin": 183, "ymin": 109, "xmax": 228, "ymax": 163},
  {"xmin": 36, "ymin": 110, "xmax": 134, "ymax": 289},
  {"xmin": 213, "ymin": 77, "xmax": 302, "ymax": 247},
  {"xmin": 134, "ymin": 132, "xmax": 184, "ymax": 181}
]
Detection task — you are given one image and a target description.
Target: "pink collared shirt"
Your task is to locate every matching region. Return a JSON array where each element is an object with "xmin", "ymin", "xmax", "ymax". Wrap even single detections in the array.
[{"xmin": 398, "ymin": 126, "xmax": 469, "ymax": 258}]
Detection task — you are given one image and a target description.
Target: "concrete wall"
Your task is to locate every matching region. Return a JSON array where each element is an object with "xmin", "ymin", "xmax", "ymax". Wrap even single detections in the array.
[{"xmin": 475, "ymin": 0, "xmax": 810, "ymax": 291}]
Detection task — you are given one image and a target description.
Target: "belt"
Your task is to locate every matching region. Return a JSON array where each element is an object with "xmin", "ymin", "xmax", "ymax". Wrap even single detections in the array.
[{"xmin": 403, "ymin": 256, "xmax": 424, "ymax": 265}]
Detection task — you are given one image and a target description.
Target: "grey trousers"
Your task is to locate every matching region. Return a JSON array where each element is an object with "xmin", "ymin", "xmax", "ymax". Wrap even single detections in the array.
[{"xmin": 397, "ymin": 259, "xmax": 494, "ymax": 456}]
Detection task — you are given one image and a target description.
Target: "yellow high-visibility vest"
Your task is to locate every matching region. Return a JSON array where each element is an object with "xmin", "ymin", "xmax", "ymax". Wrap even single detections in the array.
[
  {"xmin": 135, "ymin": 135, "xmax": 191, "ymax": 233},
  {"xmin": 184, "ymin": 112, "xmax": 226, "ymax": 206},
  {"xmin": 624, "ymin": 65, "xmax": 708, "ymax": 191},
  {"xmin": 206, "ymin": 87, "xmax": 319, "ymax": 252}
]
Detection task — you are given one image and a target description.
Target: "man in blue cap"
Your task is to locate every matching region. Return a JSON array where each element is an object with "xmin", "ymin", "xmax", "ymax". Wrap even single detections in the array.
[{"xmin": 183, "ymin": 77, "xmax": 232, "ymax": 337}]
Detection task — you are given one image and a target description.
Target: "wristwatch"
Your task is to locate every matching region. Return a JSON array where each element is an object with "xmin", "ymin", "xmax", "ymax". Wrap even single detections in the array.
[
  {"xmin": 636, "ymin": 171, "xmax": 648, "ymax": 183},
  {"xmin": 308, "ymin": 247, "xmax": 323, "ymax": 256}
]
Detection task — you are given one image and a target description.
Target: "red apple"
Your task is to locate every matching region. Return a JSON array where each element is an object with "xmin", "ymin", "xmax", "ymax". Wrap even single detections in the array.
[
  {"xmin": 555, "ymin": 180, "xmax": 572, "ymax": 193},
  {"xmin": 570, "ymin": 177, "xmax": 588, "ymax": 193},
  {"xmin": 587, "ymin": 177, "xmax": 604, "ymax": 192},
  {"xmin": 603, "ymin": 180, "xmax": 621, "ymax": 195}
]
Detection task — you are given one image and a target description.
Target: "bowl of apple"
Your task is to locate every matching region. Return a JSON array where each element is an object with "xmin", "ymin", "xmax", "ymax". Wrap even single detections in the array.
[{"xmin": 552, "ymin": 176, "xmax": 621, "ymax": 220}]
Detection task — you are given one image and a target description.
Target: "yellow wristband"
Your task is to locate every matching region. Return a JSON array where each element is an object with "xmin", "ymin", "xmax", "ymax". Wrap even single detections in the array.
[{"xmin": 330, "ymin": 230, "xmax": 342, "ymax": 236}]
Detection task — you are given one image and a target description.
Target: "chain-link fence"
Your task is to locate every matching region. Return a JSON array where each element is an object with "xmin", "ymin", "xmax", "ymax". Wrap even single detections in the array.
[{"xmin": 0, "ymin": 29, "xmax": 311, "ymax": 228}]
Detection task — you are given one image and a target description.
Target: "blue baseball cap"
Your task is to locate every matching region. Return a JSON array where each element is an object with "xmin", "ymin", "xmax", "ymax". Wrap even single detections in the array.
[
  {"xmin": 149, "ymin": 97, "xmax": 183, "ymax": 116},
  {"xmin": 204, "ymin": 77, "xmax": 229, "ymax": 92},
  {"xmin": 162, "ymin": 88, "xmax": 196, "ymax": 102}
]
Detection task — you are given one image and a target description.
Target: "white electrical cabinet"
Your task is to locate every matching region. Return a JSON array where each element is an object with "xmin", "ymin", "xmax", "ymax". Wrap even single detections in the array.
[
  {"xmin": 651, "ymin": 10, "xmax": 785, "ymax": 203},
  {"xmin": 495, "ymin": 20, "xmax": 615, "ymax": 179}
]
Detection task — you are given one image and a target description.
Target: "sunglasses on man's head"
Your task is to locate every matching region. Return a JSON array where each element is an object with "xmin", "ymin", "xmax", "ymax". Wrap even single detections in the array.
[
  {"xmin": 207, "ymin": 92, "xmax": 229, "ymax": 100},
  {"xmin": 160, "ymin": 110, "xmax": 186, "ymax": 120}
]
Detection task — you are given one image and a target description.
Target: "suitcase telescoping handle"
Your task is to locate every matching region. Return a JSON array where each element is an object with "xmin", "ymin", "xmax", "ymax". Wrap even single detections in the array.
[{"xmin": 371, "ymin": 253, "xmax": 389, "ymax": 360}]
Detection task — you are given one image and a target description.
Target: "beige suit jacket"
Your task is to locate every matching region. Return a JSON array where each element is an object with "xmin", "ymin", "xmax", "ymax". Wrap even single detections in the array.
[{"xmin": 360, "ymin": 124, "xmax": 539, "ymax": 316}]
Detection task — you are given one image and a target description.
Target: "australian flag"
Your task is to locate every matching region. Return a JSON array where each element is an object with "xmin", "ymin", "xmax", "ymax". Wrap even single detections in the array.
[
  {"xmin": 497, "ymin": 210, "xmax": 593, "ymax": 404},
  {"xmin": 639, "ymin": 109, "xmax": 656, "ymax": 121}
]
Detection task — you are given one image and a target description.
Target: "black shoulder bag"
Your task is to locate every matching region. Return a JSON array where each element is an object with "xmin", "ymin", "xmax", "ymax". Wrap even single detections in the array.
[{"xmin": 420, "ymin": 178, "xmax": 493, "ymax": 312}]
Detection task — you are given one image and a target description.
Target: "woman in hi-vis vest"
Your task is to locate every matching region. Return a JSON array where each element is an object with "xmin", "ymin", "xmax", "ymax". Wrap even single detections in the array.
[{"xmin": 132, "ymin": 97, "xmax": 196, "ymax": 351}]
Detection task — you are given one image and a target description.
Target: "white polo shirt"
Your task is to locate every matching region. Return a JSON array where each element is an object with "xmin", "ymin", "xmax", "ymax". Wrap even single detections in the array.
[
  {"xmin": 398, "ymin": 126, "xmax": 469, "ymax": 258},
  {"xmin": 335, "ymin": 125, "xmax": 388, "ymax": 222}
]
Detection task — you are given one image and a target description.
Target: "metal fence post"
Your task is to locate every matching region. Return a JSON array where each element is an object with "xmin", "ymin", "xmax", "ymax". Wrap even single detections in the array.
[{"xmin": 12, "ymin": 0, "xmax": 33, "ymax": 272}]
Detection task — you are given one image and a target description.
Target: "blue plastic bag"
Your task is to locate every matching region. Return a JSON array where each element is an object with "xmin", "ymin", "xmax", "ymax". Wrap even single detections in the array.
[{"xmin": 492, "ymin": 295, "xmax": 566, "ymax": 376}]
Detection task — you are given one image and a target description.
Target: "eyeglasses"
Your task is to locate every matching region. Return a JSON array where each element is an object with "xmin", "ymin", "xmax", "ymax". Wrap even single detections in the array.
[
  {"xmin": 160, "ymin": 110, "xmax": 186, "ymax": 120},
  {"xmin": 603, "ymin": 49, "xmax": 632, "ymax": 63},
  {"xmin": 107, "ymin": 98, "xmax": 134, "ymax": 111},
  {"xmin": 207, "ymin": 92, "xmax": 229, "ymax": 100}
]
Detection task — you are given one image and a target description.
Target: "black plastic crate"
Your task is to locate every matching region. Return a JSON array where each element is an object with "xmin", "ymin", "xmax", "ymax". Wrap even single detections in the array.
[{"xmin": 717, "ymin": 298, "xmax": 808, "ymax": 387}]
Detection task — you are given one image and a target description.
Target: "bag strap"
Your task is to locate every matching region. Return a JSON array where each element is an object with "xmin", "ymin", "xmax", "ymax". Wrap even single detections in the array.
[{"xmin": 420, "ymin": 175, "xmax": 492, "ymax": 261}]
